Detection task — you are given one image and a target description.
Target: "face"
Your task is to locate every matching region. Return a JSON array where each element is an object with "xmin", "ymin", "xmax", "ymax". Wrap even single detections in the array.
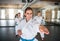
[
  {"xmin": 25, "ymin": 10, "xmax": 33, "ymax": 21},
  {"xmin": 18, "ymin": 14, "xmax": 20, "ymax": 18},
  {"xmin": 37, "ymin": 12, "xmax": 42, "ymax": 16}
]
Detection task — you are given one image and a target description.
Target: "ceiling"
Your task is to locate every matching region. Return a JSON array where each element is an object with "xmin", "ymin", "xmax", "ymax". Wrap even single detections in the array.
[
  {"xmin": 0, "ymin": 0, "xmax": 60, "ymax": 4},
  {"xmin": 0, "ymin": 0, "xmax": 24, "ymax": 4},
  {"xmin": 0, "ymin": 0, "xmax": 60, "ymax": 9},
  {"xmin": 40, "ymin": 0, "xmax": 60, "ymax": 2}
]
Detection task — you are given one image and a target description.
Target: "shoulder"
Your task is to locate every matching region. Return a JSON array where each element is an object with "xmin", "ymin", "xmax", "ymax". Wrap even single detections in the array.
[
  {"xmin": 33, "ymin": 16, "xmax": 38, "ymax": 20},
  {"xmin": 18, "ymin": 19, "xmax": 25, "ymax": 26},
  {"xmin": 39, "ymin": 16, "xmax": 43, "ymax": 19},
  {"xmin": 20, "ymin": 19, "xmax": 25, "ymax": 23},
  {"xmin": 34, "ymin": 16, "xmax": 38, "ymax": 18},
  {"xmin": 15, "ymin": 18, "xmax": 18, "ymax": 21},
  {"xmin": 15, "ymin": 18, "xmax": 18, "ymax": 19}
]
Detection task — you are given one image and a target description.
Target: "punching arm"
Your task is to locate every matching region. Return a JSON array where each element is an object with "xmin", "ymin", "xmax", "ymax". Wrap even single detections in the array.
[{"xmin": 39, "ymin": 25, "xmax": 49, "ymax": 35}]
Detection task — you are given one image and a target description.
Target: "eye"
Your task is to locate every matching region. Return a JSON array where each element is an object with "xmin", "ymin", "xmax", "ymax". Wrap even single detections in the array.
[
  {"xmin": 27, "ymin": 13, "xmax": 29, "ymax": 14},
  {"xmin": 30, "ymin": 13, "xmax": 32, "ymax": 14},
  {"xmin": 26, "ymin": 13, "xmax": 32, "ymax": 15}
]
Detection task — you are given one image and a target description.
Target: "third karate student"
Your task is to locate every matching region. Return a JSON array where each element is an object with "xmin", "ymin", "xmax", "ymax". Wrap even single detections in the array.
[{"xmin": 33, "ymin": 11, "xmax": 46, "ymax": 40}]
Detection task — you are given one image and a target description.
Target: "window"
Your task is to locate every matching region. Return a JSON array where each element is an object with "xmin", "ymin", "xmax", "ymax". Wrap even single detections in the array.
[
  {"xmin": 57, "ymin": 10, "xmax": 60, "ymax": 19},
  {"xmin": 42, "ymin": 10, "xmax": 46, "ymax": 19},
  {"xmin": 8, "ymin": 9, "xmax": 14, "ymax": 19},
  {"xmin": 1, "ymin": 9, "xmax": 5, "ymax": 19},
  {"xmin": 52, "ymin": 10, "xmax": 55, "ymax": 19},
  {"xmin": 51, "ymin": 10, "xmax": 55, "ymax": 21},
  {"xmin": 57, "ymin": 10, "xmax": 60, "ymax": 22}
]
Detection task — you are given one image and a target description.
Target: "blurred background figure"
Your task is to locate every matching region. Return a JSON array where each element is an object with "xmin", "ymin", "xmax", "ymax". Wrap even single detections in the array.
[
  {"xmin": 33, "ymin": 11, "xmax": 45, "ymax": 40},
  {"xmin": 15, "ymin": 13, "xmax": 22, "ymax": 37}
]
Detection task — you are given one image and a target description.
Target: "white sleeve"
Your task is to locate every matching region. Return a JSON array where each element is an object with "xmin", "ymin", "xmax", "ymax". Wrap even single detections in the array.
[
  {"xmin": 15, "ymin": 18, "xmax": 18, "ymax": 22},
  {"xmin": 41, "ymin": 19, "xmax": 45, "ymax": 25},
  {"xmin": 33, "ymin": 23, "xmax": 40, "ymax": 33},
  {"xmin": 17, "ymin": 22, "xmax": 22, "ymax": 30},
  {"xmin": 33, "ymin": 16, "xmax": 37, "ymax": 20}
]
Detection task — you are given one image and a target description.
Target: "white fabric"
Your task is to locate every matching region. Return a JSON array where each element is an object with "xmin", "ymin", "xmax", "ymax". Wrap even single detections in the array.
[
  {"xmin": 33, "ymin": 16, "xmax": 45, "ymax": 25},
  {"xmin": 33, "ymin": 16, "xmax": 45, "ymax": 39},
  {"xmin": 40, "ymin": 31, "xmax": 44, "ymax": 40},
  {"xmin": 17, "ymin": 19, "xmax": 40, "ymax": 40},
  {"xmin": 15, "ymin": 18, "xmax": 22, "ymax": 35}
]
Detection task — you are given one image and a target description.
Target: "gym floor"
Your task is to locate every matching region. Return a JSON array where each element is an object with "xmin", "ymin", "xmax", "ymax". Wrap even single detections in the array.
[{"xmin": 0, "ymin": 22, "xmax": 60, "ymax": 41}]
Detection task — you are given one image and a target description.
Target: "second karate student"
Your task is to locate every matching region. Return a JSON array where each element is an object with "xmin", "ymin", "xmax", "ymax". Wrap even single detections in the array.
[
  {"xmin": 33, "ymin": 11, "xmax": 45, "ymax": 40},
  {"xmin": 17, "ymin": 7, "xmax": 49, "ymax": 41},
  {"xmin": 15, "ymin": 13, "xmax": 22, "ymax": 36}
]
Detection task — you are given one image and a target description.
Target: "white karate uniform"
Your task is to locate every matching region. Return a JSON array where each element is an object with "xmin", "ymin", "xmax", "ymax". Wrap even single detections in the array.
[
  {"xmin": 33, "ymin": 16, "xmax": 45, "ymax": 40},
  {"xmin": 33, "ymin": 16, "xmax": 45, "ymax": 25},
  {"xmin": 15, "ymin": 17, "xmax": 22, "ymax": 35},
  {"xmin": 18, "ymin": 18, "xmax": 40, "ymax": 41}
]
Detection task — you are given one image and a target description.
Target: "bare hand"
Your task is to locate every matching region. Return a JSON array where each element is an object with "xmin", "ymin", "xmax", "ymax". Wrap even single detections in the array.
[
  {"xmin": 18, "ymin": 30, "xmax": 22, "ymax": 36},
  {"xmin": 39, "ymin": 25, "xmax": 49, "ymax": 35}
]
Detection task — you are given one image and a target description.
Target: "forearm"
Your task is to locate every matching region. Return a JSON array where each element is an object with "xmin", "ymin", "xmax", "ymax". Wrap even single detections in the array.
[
  {"xmin": 39, "ymin": 25, "xmax": 49, "ymax": 35},
  {"xmin": 17, "ymin": 30, "xmax": 22, "ymax": 36}
]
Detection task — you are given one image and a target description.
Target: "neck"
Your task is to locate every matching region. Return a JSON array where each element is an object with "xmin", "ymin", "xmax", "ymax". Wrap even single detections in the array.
[
  {"xmin": 37, "ymin": 15, "xmax": 42, "ymax": 17},
  {"xmin": 26, "ymin": 18, "xmax": 31, "ymax": 22},
  {"xmin": 26, "ymin": 19, "xmax": 29, "ymax": 22}
]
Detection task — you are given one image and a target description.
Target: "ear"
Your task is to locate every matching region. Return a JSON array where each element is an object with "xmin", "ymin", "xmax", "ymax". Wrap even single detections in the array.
[
  {"xmin": 24, "ymin": 13, "xmax": 26, "ymax": 16},
  {"xmin": 24, "ymin": 13, "xmax": 26, "ymax": 17}
]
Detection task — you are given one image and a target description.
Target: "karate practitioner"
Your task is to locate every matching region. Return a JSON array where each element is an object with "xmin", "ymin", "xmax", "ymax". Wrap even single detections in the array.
[
  {"xmin": 33, "ymin": 11, "xmax": 45, "ymax": 40},
  {"xmin": 15, "ymin": 13, "xmax": 22, "ymax": 36},
  {"xmin": 17, "ymin": 7, "xmax": 49, "ymax": 41}
]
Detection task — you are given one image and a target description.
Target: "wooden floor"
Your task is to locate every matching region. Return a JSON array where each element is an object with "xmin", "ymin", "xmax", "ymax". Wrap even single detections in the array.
[{"xmin": 0, "ymin": 23, "xmax": 60, "ymax": 41}]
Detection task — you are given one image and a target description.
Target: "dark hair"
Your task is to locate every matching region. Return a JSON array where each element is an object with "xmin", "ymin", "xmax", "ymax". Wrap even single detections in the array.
[
  {"xmin": 15, "ymin": 14, "xmax": 18, "ymax": 18},
  {"xmin": 37, "ymin": 11, "xmax": 41, "ymax": 13},
  {"xmin": 25, "ymin": 7, "xmax": 33, "ymax": 13},
  {"xmin": 37, "ymin": 11, "xmax": 42, "ymax": 16},
  {"xmin": 18, "ymin": 12, "xmax": 20, "ymax": 15},
  {"xmin": 15, "ymin": 12, "xmax": 20, "ymax": 18}
]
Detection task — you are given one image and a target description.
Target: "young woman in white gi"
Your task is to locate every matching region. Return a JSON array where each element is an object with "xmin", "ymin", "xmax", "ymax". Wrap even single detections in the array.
[
  {"xmin": 15, "ymin": 13, "xmax": 22, "ymax": 36},
  {"xmin": 17, "ymin": 7, "xmax": 49, "ymax": 41},
  {"xmin": 33, "ymin": 11, "xmax": 45, "ymax": 40}
]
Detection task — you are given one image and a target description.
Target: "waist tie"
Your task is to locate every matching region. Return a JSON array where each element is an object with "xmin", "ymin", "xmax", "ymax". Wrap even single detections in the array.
[{"xmin": 20, "ymin": 37, "xmax": 35, "ymax": 41}]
